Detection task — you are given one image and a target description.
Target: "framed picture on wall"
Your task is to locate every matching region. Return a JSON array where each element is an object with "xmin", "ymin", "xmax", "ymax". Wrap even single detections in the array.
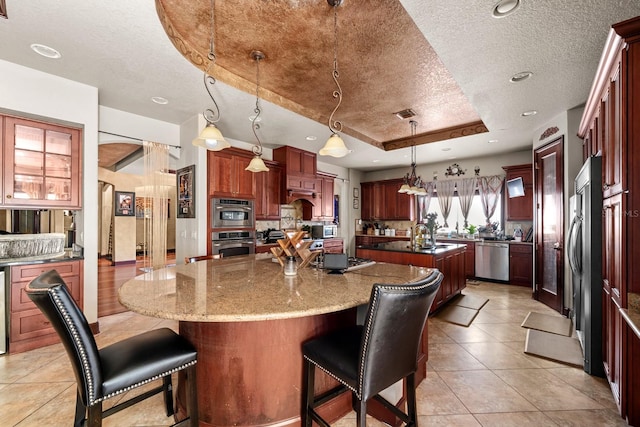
[
  {"xmin": 177, "ymin": 164, "xmax": 196, "ymax": 218},
  {"xmin": 115, "ymin": 191, "xmax": 135, "ymax": 216},
  {"xmin": 353, "ymin": 198, "xmax": 359, "ymax": 209}
]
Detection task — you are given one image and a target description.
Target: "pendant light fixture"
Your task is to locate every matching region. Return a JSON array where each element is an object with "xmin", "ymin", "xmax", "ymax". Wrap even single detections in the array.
[
  {"xmin": 398, "ymin": 120, "xmax": 426, "ymax": 195},
  {"xmin": 319, "ymin": 0, "xmax": 351, "ymax": 158},
  {"xmin": 192, "ymin": 0, "xmax": 231, "ymax": 151},
  {"xmin": 245, "ymin": 50, "xmax": 269, "ymax": 173}
]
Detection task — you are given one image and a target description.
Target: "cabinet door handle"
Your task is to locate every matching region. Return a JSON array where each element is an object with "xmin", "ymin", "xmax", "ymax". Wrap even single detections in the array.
[{"xmin": 6, "ymin": 195, "xmax": 11, "ymax": 199}]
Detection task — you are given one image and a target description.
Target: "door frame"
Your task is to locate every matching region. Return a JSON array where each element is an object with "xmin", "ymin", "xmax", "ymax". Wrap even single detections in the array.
[{"xmin": 534, "ymin": 136, "xmax": 565, "ymax": 312}]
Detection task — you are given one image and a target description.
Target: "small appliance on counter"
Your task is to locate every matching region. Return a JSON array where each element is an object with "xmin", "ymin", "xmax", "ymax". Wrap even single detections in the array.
[
  {"xmin": 264, "ymin": 229, "xmax": 286, "ymax": 243},
  {"xmin": 311, "ymin": 224, "xmax": 337, "ymax": 239}
]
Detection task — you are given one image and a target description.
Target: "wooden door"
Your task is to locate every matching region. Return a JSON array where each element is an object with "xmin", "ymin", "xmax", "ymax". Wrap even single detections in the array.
[{"xmin": 534, "ymin": 137, "xmax": 564, "ymax": 312}]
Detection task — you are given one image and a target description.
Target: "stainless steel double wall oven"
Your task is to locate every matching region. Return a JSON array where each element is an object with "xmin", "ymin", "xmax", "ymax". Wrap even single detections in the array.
[{"xmin": 211, "ymin": 198, "xmax": 255, "ymax": 257}]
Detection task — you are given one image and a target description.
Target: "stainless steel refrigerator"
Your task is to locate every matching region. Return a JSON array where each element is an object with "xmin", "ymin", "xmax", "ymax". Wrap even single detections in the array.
[{"xmin": 567, "ymin": 156, "xmax": 603, "ymax": 376}]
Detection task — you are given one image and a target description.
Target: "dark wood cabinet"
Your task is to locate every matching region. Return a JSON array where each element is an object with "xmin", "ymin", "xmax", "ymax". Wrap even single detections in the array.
[
  {"xmin": 207, "ymin": 148, "xmax": 256, "ymax": 199},
  {"xmin": 322, "ymin": 238, "xmax": 343, "ymax": 254},
  {"xmin": 439, "ymin": 239, "xmax": 476, "ymax": 279},
  {"xmin": 255, "ymin": 160, "xmax": 282, "ymax": 220},
  {"xmin": 578, "ymin": 17, "xmax": 640, "ymax": 424},
  {"xmin": 354, "ymin": 246, "xmax": 465, "ymax": 313},
  {"xmin": 9, "ymin": 259, "xmax": 83, "ymax": 354},
  {"xmin": 316, "ymin": 172, "xmax": 336, "ymax": 221},
  {"xmin": 2, "ymin": 115, "xmax": 82, "ymax": 209},
  {"xmin": 273, "ymin": 146, "xmax": 318, "ymax": 196},
  {"xmin": 502, "ymin": 164, "xmax": 533, "ymax": 221},
  {"xmin": 361, "ymin": 179, "xmax": 414, "ymax": 221},
  {"xmin": 273, "ymin": 146, "xmax": 316, "ymax": 177},
  {"xmin": 509, "ymin": 243, "xmax": 533, "ymax": 287}
]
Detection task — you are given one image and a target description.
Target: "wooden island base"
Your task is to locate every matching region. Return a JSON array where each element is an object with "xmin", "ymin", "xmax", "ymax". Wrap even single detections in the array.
[{"xmin": 177, "ymin": 310, "xmax": 356, "ymax": 426}]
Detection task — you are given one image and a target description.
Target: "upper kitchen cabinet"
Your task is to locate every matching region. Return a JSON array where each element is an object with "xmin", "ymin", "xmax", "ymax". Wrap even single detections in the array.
[
  {"xmin": 273, "ymin": 146, "xmax": 318, "ymax": 196},
  {"xmin": 503, "ymin": 164, "xmax": 533, "ymax": 221},
  {"xmin": 361, "ymin": 179, "xmax": 414, "ymax": 221},
  {"xmin": 208, "ymin": 147, "xmax": 256, "ymax": 199},
  {"xmin": 273, "ymin": 146, "xmax": 316, "ymax": 177},
  {"xmin": 255, "ymin": 160, "xmax": 282, "ymax": 220},
  {"xmin": 314, "ymin": 172, "xmax": 336, "ymax": 221},
  {"xmin": 3, "ymin": 116, "xmax": 82, "ymax": 209}
]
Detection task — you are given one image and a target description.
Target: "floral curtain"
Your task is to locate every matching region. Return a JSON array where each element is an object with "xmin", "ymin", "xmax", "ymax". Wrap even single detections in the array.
[
  {"xmin": 417, "ymin": 181, "xmax": 435, "ymax": 223},
  {"xmin": 478, "ymin": 174, "xmax": 505, "ymax": 224},
  {"xmin": 456, "ymin": 177, "xmax": 477, "ymax": 227},
  {"xmin": 436, "ymin": 179, "xmax": 456, "ymax": 227}
]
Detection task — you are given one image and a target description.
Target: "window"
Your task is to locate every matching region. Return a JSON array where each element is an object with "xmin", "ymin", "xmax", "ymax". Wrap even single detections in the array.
[{"xmin": 419, "ymin": 193, "xmax": 502, "ymax": 232}]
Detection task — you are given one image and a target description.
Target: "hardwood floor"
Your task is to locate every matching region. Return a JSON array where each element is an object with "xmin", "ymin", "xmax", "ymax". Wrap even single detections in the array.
[{"xmin": 97, "ymin": 252, "xmax": 176, "ymax": 317}]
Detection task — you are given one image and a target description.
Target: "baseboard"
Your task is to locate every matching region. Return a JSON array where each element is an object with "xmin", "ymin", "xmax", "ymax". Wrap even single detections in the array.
[{"xmin": 111, "ymin": 260, "xmax": 137, "ymax": 266}]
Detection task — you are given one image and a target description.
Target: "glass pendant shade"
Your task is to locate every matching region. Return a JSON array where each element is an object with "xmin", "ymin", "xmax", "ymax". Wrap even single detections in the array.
[
  {"xmin": 245, "ymin": 155, "xmax": 269, "ymax": 172},
  {"xmin": 398, "ymin": 183, "xmax": 411, "ymax": 193},
  {"xmin": 319, "ymin": 133, "xmax": 350, "ymax": 157},
  {"xmin": 192, "ymin": 123, "xmax": 231, "ymax": 151}
]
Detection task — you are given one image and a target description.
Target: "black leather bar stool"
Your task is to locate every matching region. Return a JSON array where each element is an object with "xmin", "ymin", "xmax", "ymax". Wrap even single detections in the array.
[
  {"xmin": 25, "ymin": 269, "xmax": 199, "ymax": 427},
  {"xmin": 302, "ymin": 270, "xmax": 443, "ymax": 427}
]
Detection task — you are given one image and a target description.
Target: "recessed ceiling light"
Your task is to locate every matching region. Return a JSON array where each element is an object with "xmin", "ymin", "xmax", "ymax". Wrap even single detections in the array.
[
  {"xmin": 510, "ymin": 71, "xmax": 533, "ymax": 83},
  {"xmin": 492, "ymin": 0, "xmax": 521, "ymax": 18},
  {"xmin": 521, "ymin": 110, "xmax": 538, "ymax": 117},
  {"xmin": 151, "ymin": 96, "xmax": 169, "ymax": 105},
  {"xmin": 488, "ymin": 139, "xmax": 499, "ymax": 143},
  {"xmin": 249, "ymin": 115, "xmax": 262, "ymax": 123},
  {"xmin": 372, "ymin": 159, "xmax": 380, "ymax": 163},
  {"xmin": 305, "ymin": 135, "xmax": 317, "ymax": 141},
  {"xmin": 441, "ymin": 147, "xmax": 451, "ymax": 152},
  {"xmin": 30, "ymin": 43, "xmax": 61, "ymax": 59}
]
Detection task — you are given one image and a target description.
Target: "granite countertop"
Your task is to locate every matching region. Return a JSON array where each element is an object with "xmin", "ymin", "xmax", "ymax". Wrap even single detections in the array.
[
  {"xmin": 621, "ymin": 292, "xmax": 640, "ymax": 339},
  {"xmin": 0, "ymin": 253, "xmax": 84, "ymax": 268},
  {"xmin": 357, "ymin": 240, "xmax": 466, "ymax": 255},
  {"xmin": 118, "ymin": 253, "xmax": 434, "ymax": 323}
]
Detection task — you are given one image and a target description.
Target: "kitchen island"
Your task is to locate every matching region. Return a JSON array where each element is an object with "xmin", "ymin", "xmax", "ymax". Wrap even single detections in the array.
[
  {"xmin": 356, "ymin": 241, "xmax": 466, "ymax": 312},
  {"xmin": 118, "ymin": 253, "xmax": 436, "ymax": 427}
]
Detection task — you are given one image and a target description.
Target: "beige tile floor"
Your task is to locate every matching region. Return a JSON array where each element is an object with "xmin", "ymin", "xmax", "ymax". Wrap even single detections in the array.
[{"xmin": 0, "ymin": 282, "xmax": 628, "ymax": 426}]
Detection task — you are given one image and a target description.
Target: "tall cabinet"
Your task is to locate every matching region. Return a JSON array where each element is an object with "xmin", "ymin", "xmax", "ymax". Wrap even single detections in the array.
[{"xmin": 577, "ymin": 16, "xmax": 640, "ymax": 425}]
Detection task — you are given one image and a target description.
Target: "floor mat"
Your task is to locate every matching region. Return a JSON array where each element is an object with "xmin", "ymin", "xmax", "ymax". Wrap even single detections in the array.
[
  {"xmin": 521, "ymin": 311, "xmax": 572, "ymax": 337},
  {"xmin": 436, "ymin": 305, "xmax": 479, "ymax": 327},
  {"xmin": 451, "ymin": 294, "xmax": 489, "ymax": 310},
  {"xmin": 524, "ymin": 329, "xmax": 583, "ymax": 367},
  {"xmin": 466, "ymin": 279, "xmax": 481, "ymax": 285}
]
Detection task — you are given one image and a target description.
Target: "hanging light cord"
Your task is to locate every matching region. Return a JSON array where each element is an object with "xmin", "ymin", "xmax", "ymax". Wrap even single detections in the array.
[
  {"xmin": 252, "ymin": 53, "xmax": 264, "ymax": 157},
  {"xmin": 327, "ymin": 1, "xmax": 343, "ymax": 135},
  {"xmin": 203, "ymin": 0, "xmax": 221, "ymax": 125}
]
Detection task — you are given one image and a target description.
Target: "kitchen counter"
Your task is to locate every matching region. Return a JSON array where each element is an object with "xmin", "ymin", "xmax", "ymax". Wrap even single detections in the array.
[
  {"xmin": 0, "ymin": 253, "xmax": 84, "ymax": 268},
  {"xmin": 119, "ymin": 253, "xmax": 432, "ymax": 322},
  {"xmin": 356, "ymin": 240, "xmax": 466, "ymax": 254},
  {"xmin": 118, "ymin": 253, "xmax": 434, "ymax": 426},
  {"xmin": 622, "ymin": 293, "xmax": 640, "ymax": 339}
]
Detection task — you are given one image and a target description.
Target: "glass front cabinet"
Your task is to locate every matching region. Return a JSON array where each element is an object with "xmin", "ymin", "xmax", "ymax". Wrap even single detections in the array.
[{"xmin": 3, "ymin": 116, "xmax": 82, "ymax": 209}]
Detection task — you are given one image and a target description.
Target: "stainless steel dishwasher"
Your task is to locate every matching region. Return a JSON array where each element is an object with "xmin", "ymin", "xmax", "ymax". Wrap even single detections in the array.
[{"xmin": 475, "ymin": 241, "xmax": 509, "ymax": 282}]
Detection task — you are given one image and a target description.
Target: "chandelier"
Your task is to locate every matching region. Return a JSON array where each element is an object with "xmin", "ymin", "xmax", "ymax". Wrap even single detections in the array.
[
  {"xmin": 245, "ymin": 50, "xmax": 269, "ymax": 173},
  {"xmin": 318, "ymin": 0, "xmax": 351, "ymax": 158},
  {"xmin": 192, "ymin": 0, "xmax": 231, "ymax": 151},
  {"xmin": 398, "ymin": 120, "xmax": 426, "ymax": 195}
]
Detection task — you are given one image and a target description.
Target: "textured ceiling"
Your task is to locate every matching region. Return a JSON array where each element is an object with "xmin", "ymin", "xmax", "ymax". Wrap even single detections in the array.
[
  {"xmin": 0, "ymin": 1, "xmax": 640, "ymax": 171},
  {"xmin": 155, "ymin": 0, "xmax": 487, "ymax": 150}
]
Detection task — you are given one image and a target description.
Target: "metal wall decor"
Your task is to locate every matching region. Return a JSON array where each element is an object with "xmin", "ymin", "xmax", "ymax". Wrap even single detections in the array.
[{"xmin": 444, "ymin": 163, "xmax": 466, "ymax": 177}]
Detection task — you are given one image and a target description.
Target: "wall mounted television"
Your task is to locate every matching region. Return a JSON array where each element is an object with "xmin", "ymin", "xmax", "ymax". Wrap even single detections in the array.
[{"xmin": 506, "ymin": 177, "xmax": 525, "ymax": 198}]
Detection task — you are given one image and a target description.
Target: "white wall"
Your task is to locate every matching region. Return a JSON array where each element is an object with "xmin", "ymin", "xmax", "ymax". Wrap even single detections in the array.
[
  {"xmin": 0, "ymin": 59, "xmax": 99, "ymax": 323},
  {"xmin": 363, "ymin": 150, "xmax": 532, "ymax": 183}
]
